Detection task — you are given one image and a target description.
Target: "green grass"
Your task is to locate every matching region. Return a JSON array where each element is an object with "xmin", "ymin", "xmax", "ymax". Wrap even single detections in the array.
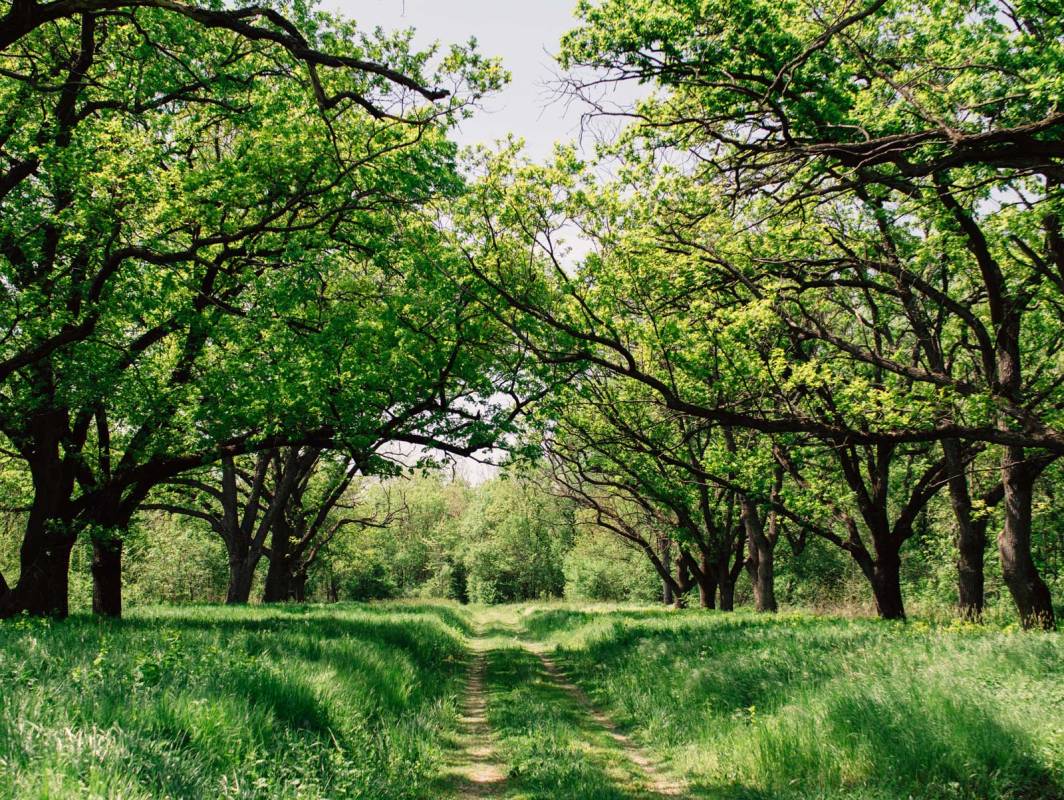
[
  {"xmin": 484, "ymin": 644, "xmax": 665, "ymax": 799},
  {"xmin": 520, "ymin": 605, "xmax": 1064, "ymax": 800},
  {"xmin": 0, "ymin": 602, "xmax": 471, "ymax": 800},
  {"xmin": 2, "ymin": 602, "xmax": 1061, "ymax": 800}
]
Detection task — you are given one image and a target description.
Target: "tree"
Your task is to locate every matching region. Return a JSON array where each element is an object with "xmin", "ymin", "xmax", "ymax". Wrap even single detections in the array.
[
  {"xmin": 559, "ymin": 0, "xmax": 1063, "ymax": 629},
  {"xmin": 456, "ymin": 1, "xmax": 1063, "ymax": 627},
  {"xmin": 544, "ymin": 383, "xmax": 750, "ymax": 609},
  {"xmin": 0, "ymin": 0, "xmax": 506, "ymax": 617},
  {"xmin": 457, "ymin": 474, "xmax": 574, "ymax": 604}
]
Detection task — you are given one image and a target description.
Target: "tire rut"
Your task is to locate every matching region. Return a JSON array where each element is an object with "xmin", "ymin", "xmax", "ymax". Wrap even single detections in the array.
[
  {"xmin": 523, "ymin": 641, "xmax": 689, "ymax": 798},
  {"xmin": 444, "ymin": 639, "xmax": 508, "ymax": 799}
]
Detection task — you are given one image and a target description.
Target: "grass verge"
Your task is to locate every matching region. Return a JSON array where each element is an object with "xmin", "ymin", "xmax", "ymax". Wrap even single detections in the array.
[
  {"xmin": 521, "ymin": 605, "xmax": 1064, "ymax": 800},
  {"xmin": 0, "ymin": 602, "xmax": 469, "ymax": 799}
]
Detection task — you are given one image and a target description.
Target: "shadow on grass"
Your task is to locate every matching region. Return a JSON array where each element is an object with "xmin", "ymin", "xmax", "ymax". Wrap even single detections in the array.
[
  {"xmin": 535, "ymin": 612, "xmax": 1064, "ymax": 800},
  {"xmin": 0, "ymin": 603, "xmax": 471, "ymax": 800}
]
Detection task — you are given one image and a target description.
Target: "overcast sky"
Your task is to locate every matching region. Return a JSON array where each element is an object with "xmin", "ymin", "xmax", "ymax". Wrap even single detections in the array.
[{"xmin": 324, "ymin": 0, "xmax": 610, "ymax": 160}]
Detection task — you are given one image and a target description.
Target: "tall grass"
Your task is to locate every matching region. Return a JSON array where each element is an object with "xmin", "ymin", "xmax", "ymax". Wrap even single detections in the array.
[
  {"xmin": 524, "ymin": 606, "xmax": 1064, "ymax": 800},
  {"xmin": 0, "ymin": 602, "xmax": 470, "ymax": 799}
]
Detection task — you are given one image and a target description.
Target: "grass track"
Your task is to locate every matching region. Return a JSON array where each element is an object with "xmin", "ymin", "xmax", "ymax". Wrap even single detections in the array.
[
  {"xmin": 520, "ymin": 605, "xmax": 1064, "ymax": 800},
  {"xmin": 1, "ymin": 602, "xmax": 1061, "ymax": 799}
]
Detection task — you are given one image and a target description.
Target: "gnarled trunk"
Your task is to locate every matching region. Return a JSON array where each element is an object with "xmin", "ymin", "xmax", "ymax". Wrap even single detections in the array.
[
  {"xmin": 999, "ymin": 446, "xmax": 1055, "ymax": 629},
  {"xmin": 91, "ymin": 537, "xmax": 123, "ymax": 617}
]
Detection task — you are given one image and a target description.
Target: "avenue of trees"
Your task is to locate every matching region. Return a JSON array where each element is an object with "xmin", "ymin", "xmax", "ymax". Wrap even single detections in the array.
[{"xmin": 1, "ymin": 0, "xmax": 1061, "ymax": 628}]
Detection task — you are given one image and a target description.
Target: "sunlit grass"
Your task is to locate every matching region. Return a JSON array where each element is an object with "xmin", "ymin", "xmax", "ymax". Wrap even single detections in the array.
[
  {"xmin": 485, "ymin": 644, "xmax": 664, "ymax": 799},
  {"xmin": 0, "ymin": 602, "xmax": 470, "ymax": 799},
  {"xmin": 3, "ymin": 601, "xmax": 1060, "ymax": 800},
  {"xmin": 521, "ymin": 606, "xmax": 1064, "ymax": 800}
]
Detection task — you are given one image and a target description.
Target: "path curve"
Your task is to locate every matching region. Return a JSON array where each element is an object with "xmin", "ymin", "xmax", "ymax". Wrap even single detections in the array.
[{"xmin": 523, "ymin": 641, "xmax": 688, "ymax": 798}]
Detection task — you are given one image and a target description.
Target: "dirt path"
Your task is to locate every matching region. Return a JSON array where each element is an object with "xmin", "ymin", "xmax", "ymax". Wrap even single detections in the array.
[
  {"xmin": 522, "ymin": 640, "xmax": 689, "ymax": 798},
  {"xmin": 442, "ymin": 638, "xmax": 508, "ymax": 799},
  {"xmin": 441, "ymin": 612, "xmax": 687, "ymax": 799}
]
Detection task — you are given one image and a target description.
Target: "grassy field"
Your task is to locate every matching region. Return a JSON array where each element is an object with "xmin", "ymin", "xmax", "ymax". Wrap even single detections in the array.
[
  {"xmin": 0, "ymin": 603, "xmax": 471, "ymax": 799},
  {"xmin": 525, "ymin": 606, "xmax": 1064, "ymax": 800},
  {"xmin": 1, "ymin": 602, "xmax": 1061, "ymax": 799}
]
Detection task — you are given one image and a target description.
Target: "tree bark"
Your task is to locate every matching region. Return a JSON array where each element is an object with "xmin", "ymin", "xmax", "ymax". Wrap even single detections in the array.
[
  {"xmin": 870, "ymin": 549, "xmax": 905, "ymax": 620},
  {"xmin": 0, "ymin": 450, "xmax": 77, "ymax": 618},
  {"xmin": 226, "ymin": 557, "xmax": 257, "ymax": 604},
  {"xmin": 91, "ymin": 537, "xmax": 122, "ymax": 617},
  {"xmin": 0, "ymin": 529, "xmax": 75, "ymax": 617},
  {"xmin": 697, "ymin": 553, "xmax": 717, "ymax": 609},
  {"xmin": 291, "ymin": 571, "xmax": 308, "ymax": 602},
  {"xmin": 942, "ymin": 439, "xmax": 984, "ymax": 619},
  {"xmin": 718, "ymin": 571, "xmax": 735, "ymax": 611},
  {"xmin": 999, "ymin": 445, "xmax": 1056, "ymax": 629},
  {"xmin": 740, "ymin": 497, "xmax": 778, "ymax": 612},
  {"xmin": 262, "ymin": 518, "xmax": 295, "ymax": 603},
  {"xmin": 660, "ymin": 535, "xmax": 674, "ymax": 606}
]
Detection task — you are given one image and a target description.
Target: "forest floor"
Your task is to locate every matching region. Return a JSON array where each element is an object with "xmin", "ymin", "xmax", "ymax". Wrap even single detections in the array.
[{"xmin": 1, "ymin": 602, "xmax": 1062, "ymax": 800}]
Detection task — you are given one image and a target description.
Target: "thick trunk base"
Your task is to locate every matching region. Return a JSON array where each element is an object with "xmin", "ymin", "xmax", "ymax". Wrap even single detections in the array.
[
  {"xmin": 91, "ymin": 538, "xmax": 123, "ymax": 618},
  {"xmin": 871, "ymin": 561, "xmax": 906, "ymax": 620},
  {"xmin": 999, "ymin": 446, "xmax": 1056, "ymax": 630},
  {"xmin": 0, "ymin": 535, "xmax": 74, "ymax": 618},
  {"xmin": 698, "ymin": 576, "xmax": 717, "ymax": 609},
  {"xmin": 226, "ymin": 561, "xmax": 256, "ymax": 605},
  {"xmin": 718, "ymin": 579, "xmax": 735, "ymax": 612}
]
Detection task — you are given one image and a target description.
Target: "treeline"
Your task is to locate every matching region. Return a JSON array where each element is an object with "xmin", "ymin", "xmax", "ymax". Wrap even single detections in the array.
[
  {"xmin": 1, "ymin": 0, "xmax": 1062, "ymax": 629},
  {"xmin": 0, "ymin": 0, "xmax": 530, "ymax": 619},
  {"xmin": 448, "ymin": 0, "xmax": 1064, "ymax": 628},
  {"xmin": 12, "ymin": 468, "xmax": 1039, "ymax": 615}
]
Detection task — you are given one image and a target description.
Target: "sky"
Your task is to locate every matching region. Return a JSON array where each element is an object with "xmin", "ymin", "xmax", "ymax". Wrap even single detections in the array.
[{"xmin": 324, "ymin": 0, "xmax": 607, "ymax": 160}]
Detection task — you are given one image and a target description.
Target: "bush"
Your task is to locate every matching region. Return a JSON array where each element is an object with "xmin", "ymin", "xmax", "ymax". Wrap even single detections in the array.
[{"xmin": 563, "ymin": 529, "xmax": 660, "ymax": 602}]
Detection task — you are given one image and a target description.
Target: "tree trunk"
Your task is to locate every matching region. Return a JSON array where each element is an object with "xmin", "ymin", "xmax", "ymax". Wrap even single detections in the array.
[
  {"xmin": 262, "ymin": 511, "xmax": 296, "ymax": 603},
  {"xmin": 677, "ymin": 555, "xmax": 691, "ymax": 593},
  {"xmin": 741, "ymin": 497, "xmax": 778, "ymax": 612},
  {"xmin": 697, "ymin": 554, "xmax": 717, "ymax": 609},
  {"xmin": 870, "ymin": 550, "xmax": 905, "ymax": 620},
  {"xmin": 0, "ymin": 529, "xmax": 74, "ymax": 617},
  {"xmin": 999, "ymin": 446, "xmax": 1055, "ymax": 630},
  {"xmin": 942, "ymin": 439, "xmax": 984, "ymax": 620},
  {"xmin": 226, "ymin": 558, "xmax": 257, "ymax": 604},
  {"xmin": 263, "ymin": 566, "xmax": 294, "ymax": 602},
  {"xmin": 660, "ymin": 535, "xmax": 674, "ymax": 606},
  {"xmin": 718, "ymin": 572, "xmax": 735, "ymax": 611},
  {"xmin": 91, "ymin": 537, "xmax": 122, "ymax": 618},
  {"xmin": 0, "ymin": 471, "xmax": 77, "ymax": 618},
  {"xmin": 291, "ymin": 571, "xmax": 308, "ymax": 602}
]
